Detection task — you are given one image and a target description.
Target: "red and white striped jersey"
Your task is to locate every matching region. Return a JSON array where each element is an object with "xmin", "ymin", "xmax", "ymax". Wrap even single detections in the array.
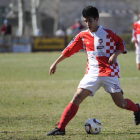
[
  {"xmin": 62, "ymin": 26, "xmax": 126, "ymax": 77},
  {"xmin": 132, "ymin": 20, "xmax": 140, "ymax": 54}
]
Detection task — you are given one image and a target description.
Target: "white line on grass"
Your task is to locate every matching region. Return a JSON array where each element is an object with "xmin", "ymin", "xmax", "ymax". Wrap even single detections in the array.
[
  {"xmin": 120, "ymin": 77, "xmax": 139, "ymax": 80},
  {"xmin": 0, "ymin": 77, "xmax": 139, "ymax": 84}
]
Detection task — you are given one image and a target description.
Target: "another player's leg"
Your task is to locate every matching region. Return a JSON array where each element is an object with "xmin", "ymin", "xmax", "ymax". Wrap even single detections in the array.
[
  {"xmin": 110, "ymin": 92, "xmax": 140, "ymax": 125},
  {"xmin": 136, "ymin": 63, "xmax": 140, "ymax": 70},
  {"xmin": 136, "ymin": 54, "xmax": 140, "ymax": 70},
  {"xmin": 46, "ymin": 88, "xmax": 92, "ymax": 136}
]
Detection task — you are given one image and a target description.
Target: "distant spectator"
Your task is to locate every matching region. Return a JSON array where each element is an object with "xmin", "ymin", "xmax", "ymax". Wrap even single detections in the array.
[
  {"xmin": 71, "ymin": 18, "xmax": 85, "ymax": 34},
  {"xmin": 66, "ymin": 18, "xmax": 85, "ymax": 35},
  {"xmin": 0, "ymin": 19, "xmax": 12, "ymax": 52},
  {"xmin": 0, "ymin": 19, "xmax": 12, "ymax": 35},
  {"xmin": 55, "ymin": 28, "xmax": 65, "ymax": 36},
  {"xmin": 72, "ymin": 18, "xmax": 85, "ymax": 30}
]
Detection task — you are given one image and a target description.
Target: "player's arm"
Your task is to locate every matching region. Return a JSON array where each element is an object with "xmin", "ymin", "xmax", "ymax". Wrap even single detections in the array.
[
  {"xmin": 104, "ymin": 29, "xmax": 126, "ymax": 64},
  {"xmin": 49, "ymin": 54, "xmax": 66, "ymax": 75},
  {"xmin": 50, "ymin": 33, "xmax": 83, "ymax": 75},
  {"xmin": 108, "ymin": 33, "xmax": 125, "ymax": 64},
  {"xmin": 108, "ymin": 50, "xmax": 122, "ymax": 64}
]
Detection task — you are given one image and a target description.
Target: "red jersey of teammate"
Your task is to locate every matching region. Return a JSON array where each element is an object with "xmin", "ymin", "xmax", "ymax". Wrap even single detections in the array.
[
  {"xmin": 132, "ymin": 20, "xmax": 140, "ymax": 54},
  {"xmin": 62, "ymin": 26, "xmax": 126, "ymax": 77}
]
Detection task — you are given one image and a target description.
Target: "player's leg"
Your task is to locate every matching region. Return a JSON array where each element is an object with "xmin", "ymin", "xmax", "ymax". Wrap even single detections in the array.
[
  {"xmin": 110, "ymin": 92, "xmax": 140, "ymax": 125},
  {"xmin": 136, "ymin": 54, "xmax": 140, "ymax": 70},
  {"xmin": 57, "ymin": 88, "xmax": 92, "ymax": 130},
  {"xmin": 110, "ymin": 92, "xmax": 139, "ymax": 111},
  {"xmin": 102, "ymin": 76, "xmax": 140, "ymax": 125},
  {"xmin": 136, "ymin": 63, "xmax": 140, "ymax": 70},
  {"xmin": 46, "ymin": 88, "xmax": 92, "ymax": 136},
  {"xmin": 56, "ymin": 76, "xmax": 101, "ymax": 131},
  {"xmin": 71, "ymin": 88, "xmax": 92, "ymax": 106},
  {"xmin": 46, "ymin": 76, "xmax": 101, "ymax": 136},
  {"xmin": 109, "ymin": 91, "xmax": 127, "ymax": 108}
]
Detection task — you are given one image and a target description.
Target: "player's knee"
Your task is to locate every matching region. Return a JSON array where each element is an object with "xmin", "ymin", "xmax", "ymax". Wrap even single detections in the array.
[
  {"xmin": 72, "ymin": 93, "xmax": 83, "ymax": 104},
  {"xmin": 137, "ymin": 64, "xmax": 140, "ymax": 70}
]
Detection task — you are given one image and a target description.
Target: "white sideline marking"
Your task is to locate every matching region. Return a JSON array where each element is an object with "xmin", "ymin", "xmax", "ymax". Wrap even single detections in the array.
[
  {"xmin": 0, "ymin": 77, "xmax": 139, "ymax": 84},
  {"xmin": 120, "ymin": 77, "xmax": 139, "ymax": 80}
]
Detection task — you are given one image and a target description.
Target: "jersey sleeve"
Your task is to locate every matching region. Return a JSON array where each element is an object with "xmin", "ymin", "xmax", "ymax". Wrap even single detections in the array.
[
  {"xmin": 105, "ymin": 29, "xmax": 127, "ymax": 54},
  {"xmin": 62, "ymin": 33, "xmax": 83, "ymax": 57}
]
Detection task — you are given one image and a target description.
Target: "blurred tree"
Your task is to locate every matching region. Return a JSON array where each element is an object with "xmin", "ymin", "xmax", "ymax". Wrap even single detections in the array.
[
  {"xmin": 53, "ymin": 0, "xmax": 60, "ymax": 35},
  {"xmin": 31, "ymin": 0, "xmax": 41, "ymax": 36},
  {"xmin": 17, "ymin": 0, "xmax": 25, "ymax": 36}
]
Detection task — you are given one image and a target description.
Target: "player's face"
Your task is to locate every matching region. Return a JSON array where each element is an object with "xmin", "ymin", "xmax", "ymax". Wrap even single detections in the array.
[{"xmin": 83, "ymin": 17, "xmax": 99, "ymax": 32}]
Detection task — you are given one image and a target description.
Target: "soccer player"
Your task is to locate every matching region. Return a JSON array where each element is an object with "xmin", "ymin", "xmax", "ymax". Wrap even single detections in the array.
[
  {"xmin": 47, "ymin": 6, "xmax": 140, "ymax": 136},
  {"xmin": 132, "ymin": 12, "xmax": 140, "ymax": 70}
]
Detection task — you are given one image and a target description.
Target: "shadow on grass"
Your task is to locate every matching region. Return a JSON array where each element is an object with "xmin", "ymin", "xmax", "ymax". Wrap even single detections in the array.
[
  {"xmin": 68, "ymin": 130, "xmax": 140, "ymax": 136},
  {"xmin": 1, "ymin": 130, "xmax": 140, "ymax": 135},
  {"xmin": 98, "ymin": 131, "xmax": 140, "ymax": 135},
  {"xmin": 0, "ymin": 130, "xmax": 47, "ymax": 134}
]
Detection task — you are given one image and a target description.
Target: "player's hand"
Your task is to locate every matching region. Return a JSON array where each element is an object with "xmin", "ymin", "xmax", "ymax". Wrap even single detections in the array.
[
  {"xmin": 49, "ymin": 54, "xmax": 66, "ymax": 75},
  {"xmin": 49, "ymin": 63, "xmax": 57, "ymax": 75},
  {"xmin": 108, "ymin": 54, "xmax": 117, "ymax": 65}
]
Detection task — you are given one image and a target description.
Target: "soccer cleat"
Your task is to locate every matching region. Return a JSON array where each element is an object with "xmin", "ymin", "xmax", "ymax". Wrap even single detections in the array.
[
  {"xmin": 46, "ymin": 128, "xmax": 65, "ymax": 136},
  {"xmin": 134, "ymin": 103, "xmax": 140, "ymax": 125}
]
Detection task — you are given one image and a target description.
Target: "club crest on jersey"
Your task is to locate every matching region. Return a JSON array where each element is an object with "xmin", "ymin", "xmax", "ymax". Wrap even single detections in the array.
[
  {"xmin": 97, "ymin": 38, "xmax": 104, "ymax": 49},
  {"xmin": 98, "ymin": 39, "xmax": 103, "ymax": 44}
]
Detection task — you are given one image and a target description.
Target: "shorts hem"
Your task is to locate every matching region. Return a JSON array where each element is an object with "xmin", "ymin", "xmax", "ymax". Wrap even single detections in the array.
[{"xmin": 78, "ymin": 86, "xmax": 94, "ymax": 96}]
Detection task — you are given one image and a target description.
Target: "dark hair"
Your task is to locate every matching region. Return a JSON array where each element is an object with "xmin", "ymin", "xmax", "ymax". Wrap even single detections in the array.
[{"xmin": 82, "ymin": 6, "xmax": 99, "ymax": 19}]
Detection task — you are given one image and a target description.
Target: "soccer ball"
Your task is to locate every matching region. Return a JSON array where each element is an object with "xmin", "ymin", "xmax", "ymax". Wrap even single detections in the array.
[{"xmin": 85, "ymin": 118, "xmax": 102, "ymax": 134}]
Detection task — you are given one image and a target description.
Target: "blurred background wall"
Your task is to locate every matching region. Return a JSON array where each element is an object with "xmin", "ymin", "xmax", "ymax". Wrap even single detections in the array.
[{"xmin": 0, "ymin": 0, "xmax": 140, "ymax": 36}]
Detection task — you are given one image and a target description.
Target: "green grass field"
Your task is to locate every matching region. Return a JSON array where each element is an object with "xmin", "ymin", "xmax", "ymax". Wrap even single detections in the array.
[{"xmin": 0, "ymin": 51, "xmax": 140, "ymax": 140}]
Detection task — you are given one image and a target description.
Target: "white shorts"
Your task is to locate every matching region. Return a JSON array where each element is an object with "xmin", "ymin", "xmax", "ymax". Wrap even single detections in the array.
[
  {"xmin": 78, "ymin": 75, "xmax": 123, "ymax": 96},
  {"xmin": 136, "ymin": 54, "xmax": 140, "ymax": 64}
]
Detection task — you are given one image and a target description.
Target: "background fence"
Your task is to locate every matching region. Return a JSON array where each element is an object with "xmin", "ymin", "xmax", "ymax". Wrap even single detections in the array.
[{"xmin": 0, "ymin": 34, "xmax": 135, "ymax": 53}]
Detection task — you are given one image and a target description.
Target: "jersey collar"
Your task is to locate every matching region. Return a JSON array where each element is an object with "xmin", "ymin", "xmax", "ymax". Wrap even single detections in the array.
[{"xmin": 88, "ymin": 25, "xmax": 102, "ymax": 37}]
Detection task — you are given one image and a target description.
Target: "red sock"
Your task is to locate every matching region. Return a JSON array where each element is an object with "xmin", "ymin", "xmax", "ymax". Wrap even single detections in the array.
[
  {"xmin": 57, "ymin": 102, "xmax": 79, "ymax": 131},
  {"xmin": 125, "ymin": 99, "xmax": 139, "ymax": 112}
]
